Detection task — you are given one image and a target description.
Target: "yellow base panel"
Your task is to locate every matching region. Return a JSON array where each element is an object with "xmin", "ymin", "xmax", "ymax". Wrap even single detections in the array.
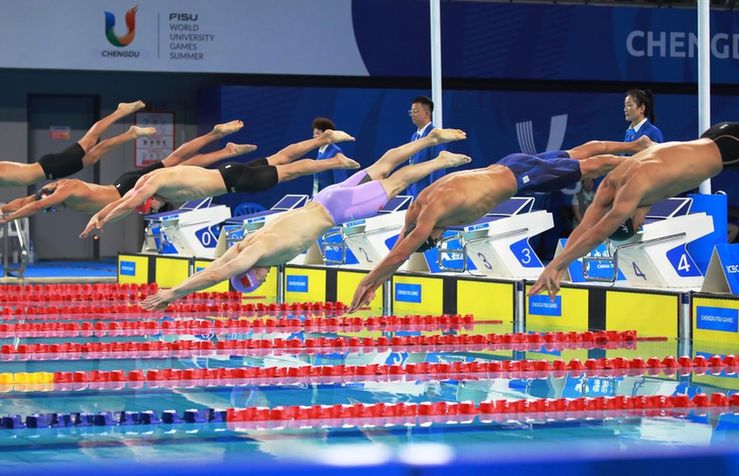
[
  {"xmin": 525, "ymin": 286, "xmax": 589, "ymax": 332},
  {"xmin": 336, "ymin": 270, "xmax": 381, "ymax": 311},
  {"xmin": 457, "ymin": 280, "xmax": 513, "ymax": 321},
  {"xmin": 691, "ymin": 297, "xmax": 739, "ymax": 347},
  {"xmin": 392, "ymin": 275, "xmax": 443, "ymax": 315},
  {"xmin": 118, "ymin": 254, "xmax": 149, "ymax": 285},
  {"xmin": 285, "ymin": 267, "xmax": 326, "ymax": 303},
  {"xmin": 154, "ymin": 257, "xmax": 191, "ymax": 289},
  {"xmin": 606, "ymin": 290, "xmax": 677, "ymax": 339}
]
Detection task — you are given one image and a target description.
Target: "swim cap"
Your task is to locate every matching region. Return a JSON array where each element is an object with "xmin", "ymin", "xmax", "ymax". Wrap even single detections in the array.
[
  {"xmin": 609, "ymin": 218, "xmax": 636, "ymax": 241},
  {"xmin": 34, "ymin": 187, "xmax": 57, "ymax": 213},
  {"xmin": 135, "ymin": 197, "xmax": 154, "ymax": 215},
  {"xmin": 230, "ymin": 269, "xmax": 262, "ymax": 293}
]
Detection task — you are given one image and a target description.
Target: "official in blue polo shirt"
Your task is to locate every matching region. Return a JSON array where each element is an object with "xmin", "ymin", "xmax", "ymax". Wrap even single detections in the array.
[
  {"xmin": 624, "ymin": 89, "xmax": 664, "ymax": 144},
  {"xmin": 405, "ymin": 96, "xmax": 446, "ymax": 197},
  {"xmin": 311, "ymin": 117, "xmax": 349, "ymax": 195}
]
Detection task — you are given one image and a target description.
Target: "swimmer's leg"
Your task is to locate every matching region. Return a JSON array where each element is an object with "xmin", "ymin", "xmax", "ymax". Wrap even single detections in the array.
[
  {"xmin": 265, "ymin": 130, "xmax": 355, "ymax": 166},
  {"xmin": 161, "ymin": 120, "xmax": 244, "ymax": 167},
  {"xmin": 364, "ymin": 128, "xmax": 467, "ymax": 181},
  {"xmin": 77, "ymin": 100, "xmax": 146, "ymax": 152},
  {"xmin": 377, "ymin": 151, "xmax": 471, "ymax": 197},
  {"xmin": 182, "ymin": 142, "xmax": 258, "ymax": 168},
  {"xmin": 81, "ymin": 126, "xmax": 156, "ymax": 167}
]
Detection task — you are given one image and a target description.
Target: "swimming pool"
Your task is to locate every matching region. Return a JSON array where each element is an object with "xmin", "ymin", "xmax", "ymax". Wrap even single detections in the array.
[{"xmin": 0, "ymin": 284, "xmax": 737, "ymax": 473}]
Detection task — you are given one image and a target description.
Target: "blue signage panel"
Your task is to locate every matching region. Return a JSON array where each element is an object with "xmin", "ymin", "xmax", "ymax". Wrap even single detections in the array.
[
  {"xmin": 696, "ymin": 306, "xmax": 739, "ymax": 333},
  {"xmin": 286, "ymin": 275, "xmax": 309, "ymax": 293},
  {"xmin": 666, "ymin": 244, "xmax": 702, "ymax": 277},
  {"xmin": 510, "ymin": 238, "xmax": 543, "ymax": 268},
  {"xmin": 119, "ymin": 261, "xmax": 136, "ymax": 276},
  {"xmin": 395, "ymin": 283, "xmax": 422, "ymax": 303},
  {"xmin": 528, "ymin": 295, "xmax": 562, "ymax": 317}
]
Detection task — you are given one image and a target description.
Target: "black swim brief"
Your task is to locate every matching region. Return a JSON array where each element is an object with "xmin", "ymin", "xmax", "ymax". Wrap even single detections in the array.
[
  {"xmin": 217, "ymin": 160, "xmax": 278, "ymax": 193},
  {"xmin": 113, "ymin": 161, "xmax": 165, "ymax": 197},
  {"xmin": 37, "ymin": 143, "xmax": 85, "ymax": 180}
]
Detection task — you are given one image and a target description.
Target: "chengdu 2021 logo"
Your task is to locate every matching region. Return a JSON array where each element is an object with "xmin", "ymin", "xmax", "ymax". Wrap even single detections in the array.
[{"xmin": 102, "ymin": 6, "xmax": 139, "ymax": 57}]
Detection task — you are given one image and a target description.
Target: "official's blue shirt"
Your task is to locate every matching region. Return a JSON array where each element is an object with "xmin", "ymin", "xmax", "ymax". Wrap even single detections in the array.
[
  {"xmin": 625, "ymin": 119, "xmax": 664, "ymax": 143},
  {"xmin": 313, "ymin": 143, "xmax": 348, "ymax": 194},
  {"xmin": 404, "ymin": 122, "xmax": 447, "ymax": 197}
]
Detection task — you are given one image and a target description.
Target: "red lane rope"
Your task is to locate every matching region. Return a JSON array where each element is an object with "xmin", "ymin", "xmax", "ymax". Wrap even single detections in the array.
[
  {"xmin": 0, "ymin": 314, "xmax": 492, "ymax": 336},
  {"xmin": 34, "ymin": 354, "xmax": 736, "ymax": 389},
  {"xmin": 0, "ymin": 330, "xmax": 639, "ymax": 360},
  {"xmin": 226, "ymin": 393, "xmax": 739, "ymax": 424}
]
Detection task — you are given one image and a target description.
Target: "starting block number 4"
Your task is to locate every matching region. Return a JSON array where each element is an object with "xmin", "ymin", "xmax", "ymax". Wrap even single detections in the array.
[{"xmin": 666, "ymin": 244, "xmax": 701, "ymax": 277}]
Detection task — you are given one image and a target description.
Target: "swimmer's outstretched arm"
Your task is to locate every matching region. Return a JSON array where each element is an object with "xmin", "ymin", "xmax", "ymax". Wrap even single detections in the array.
[
  {"xmin": 94, "ymin": 180, "xmax": 158, "ymax": 231},
  {"xmin": 1, "ymin": 194, "xmax": 36, "ymax": 215},
  {"xmin": 80, "ymin": 199, "xmax": 125, "ymax": 238},
  {"xmin": 141, "ymin": 245, "xmax": 260, "ymax": 311},
  {"xmin": 349, "ymin": 209, "xmax": 438, "ymax": 312},
  {"xmin": 0, "ymin": 188, "xmax": 73, "ymax": 223},
  {"xmin": 529, "ymin": 186, "xmax": 642, "ymax": 300}
]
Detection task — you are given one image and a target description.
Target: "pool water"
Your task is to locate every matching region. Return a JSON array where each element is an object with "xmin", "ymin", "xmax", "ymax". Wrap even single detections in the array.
[{"xmin": 0, "ymin": 294, "xmax": 737, "ymax": 470}]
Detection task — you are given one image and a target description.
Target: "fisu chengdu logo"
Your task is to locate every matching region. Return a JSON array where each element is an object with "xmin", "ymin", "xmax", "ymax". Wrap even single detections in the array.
[{"xmin": 102, "ymin": 6, "xmax": 140, "ymax": 57}]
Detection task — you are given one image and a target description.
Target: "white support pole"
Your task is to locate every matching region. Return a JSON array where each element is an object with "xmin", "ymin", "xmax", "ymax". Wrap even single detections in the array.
[
  {"xmin": 697, "ymin": 0, "xmax": 711, "ymax": 194},
  {"xmin": 430, "ymin": 0, "xmax": 443, "ymax": 128}
]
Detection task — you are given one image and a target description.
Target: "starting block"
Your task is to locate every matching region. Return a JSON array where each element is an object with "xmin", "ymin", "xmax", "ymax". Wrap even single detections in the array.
[
  {"xmin": 142, "ymin": 197, "xmax": 231, "ymax": 259},
  {"xmin": 311, "ymin": 196, "xmax": 413, "ymax": 268},
  {"xmin": 583, "ymin": 197, "xmax": 714, "ymax": 289},
  {"xmin": 435, "ymin": 197, "xmax": 553, "ymax": 278},
  {"xmin": 215, "ymin": 195, "xmax": 308, "ymax": 256},
  {"xmin": 142, "ymin": 198, "xmax": 230, "ymax": 258}
]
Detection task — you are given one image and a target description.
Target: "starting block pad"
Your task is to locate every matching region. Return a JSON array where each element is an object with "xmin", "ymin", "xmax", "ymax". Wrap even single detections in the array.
[
  {"xmin": 304, "ymin": 196, "xmax": 413, "ymax": 268},
  {"xmin": 612, "ymin": 198, "xmax": 714, "ymax": 288},
  {"xmin": 437, "ymin": 197, "xmax": 553, "ymax": 278},
  {"xmin": 215, "ymin": 195, "xmax": 308, "ymax": 257},
  {"xmin": 142, "ymin": 198, "xmax": 230, "ymax": 259}
]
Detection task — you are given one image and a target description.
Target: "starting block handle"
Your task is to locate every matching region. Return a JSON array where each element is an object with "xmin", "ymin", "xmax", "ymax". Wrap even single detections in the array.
[
  {"xmin": 437, "ymin": 234, "xmax": 466, "ymax": 272},
  {"xmin": 582, "ymin": 232, "xmax": 687, "ymax": 283},
  {"xmin": 320, "ymin": 229, "xmax": 347, "ymax": 265}
]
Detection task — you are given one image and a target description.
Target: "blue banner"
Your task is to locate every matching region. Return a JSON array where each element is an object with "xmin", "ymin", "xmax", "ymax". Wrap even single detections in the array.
[
  {"xmin": 695, "ymin": 306, "xmax": 739, "ymax": 333},
  {"xmin": 395, "ymin": 283, "xmax": 422, "ymax": 303},
  {"xmin": 353, "ymin": 1, "xmax": 739, "ymax": 84},
  {"xmin": 286, "ymin": 275, "xmax": 309, "ymax": 293},
  {"xmin": 119, "ymin": 261, "xmax": 136, "ymax": 276},
  {"xmin": 528, "ymin": 295, "xmax": 562, "ymax": 317}
]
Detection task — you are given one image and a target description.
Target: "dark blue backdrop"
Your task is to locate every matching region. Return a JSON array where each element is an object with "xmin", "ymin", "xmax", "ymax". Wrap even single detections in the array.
[{"xmin": 198, "ymin": 85, "xmax": 739, "ymax": 212}]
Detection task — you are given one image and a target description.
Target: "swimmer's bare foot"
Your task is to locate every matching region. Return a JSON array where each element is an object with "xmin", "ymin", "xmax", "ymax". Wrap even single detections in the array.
[
  {"xmin": 225, "ymin": 142, "xmax": 258, "ymax": 157},
  {"xmin": 428, "ymin": 128, "xmax": 467, "ymax": 145},
  {"xmin": 213, "ymin": 120, "xmax": 244, "ymax": 137},
  {"xmin": 322, "ymin": 130, "xmax": 355, "ymax": 144},
  {"xmin": 129, "ymin": 126, "xmax": 157, "ymax": 138},
  {"xmin": 436, "ymin": 151, "xmax": 472, "ymax": 168},
  {"xmin": 117, "ymin": 100, "xmax": 146, "ymax": 115},
  {"xmin": 333, "ymin": 155, "xmax": 361, "ymax": 169},
  {"xmin": 633, "ymin": 135, "xmax": 655, "ymax": 152}
]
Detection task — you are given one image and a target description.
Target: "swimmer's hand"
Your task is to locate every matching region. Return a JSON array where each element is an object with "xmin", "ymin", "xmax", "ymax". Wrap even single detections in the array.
[
  {"xmin": 141, "ymin": 290, "xmax": 175, "ymax": 312},
  {"xmin": 528, "ymin": 265, "xmax": 566, "ymax": 302},
  {"xmin": 80, "ymin": 214, "xmax": 103, "ymax": 239},
  {"xmin": 349, "ymin": 279, "xmax": 379, "ymax": 313}
]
